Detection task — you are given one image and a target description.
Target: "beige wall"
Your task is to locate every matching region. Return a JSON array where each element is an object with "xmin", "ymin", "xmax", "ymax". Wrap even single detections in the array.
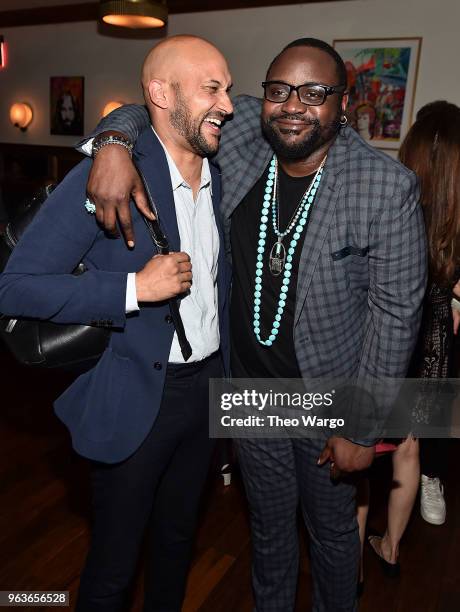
[{"xmin": 0, "ymin": 0, "xmax": 458, "ymax": 147}]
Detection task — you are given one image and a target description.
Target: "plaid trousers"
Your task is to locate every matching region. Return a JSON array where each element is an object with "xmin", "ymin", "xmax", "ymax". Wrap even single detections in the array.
[{"xmin": 236, "ymin": 438, "xmax": 359, "ymax": 612}]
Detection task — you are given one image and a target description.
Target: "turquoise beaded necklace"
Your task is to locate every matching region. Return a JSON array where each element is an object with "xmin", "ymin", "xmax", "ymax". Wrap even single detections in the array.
[{"xmin": 253, "ymin": 154, "xmax": 326, "ymax": 347}]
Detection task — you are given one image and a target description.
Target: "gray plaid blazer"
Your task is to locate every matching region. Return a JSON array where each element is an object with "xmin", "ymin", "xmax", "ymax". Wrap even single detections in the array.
[{"xmin": 82, "ymin": 96, "xmax": 427, "ymax": 432}]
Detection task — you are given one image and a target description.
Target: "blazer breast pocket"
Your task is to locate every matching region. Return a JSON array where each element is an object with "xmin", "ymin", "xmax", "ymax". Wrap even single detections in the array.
[
  {"xmin": 330, "ymin": 245, "xmax": 370, "ymax": 287},
  {"xmin": 331, "ymin": 246, "xmax": 369, "ymax": 261}
]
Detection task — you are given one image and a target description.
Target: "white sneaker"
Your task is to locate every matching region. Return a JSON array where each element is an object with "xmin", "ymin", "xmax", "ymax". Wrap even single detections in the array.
[{"xmin": 420, "ymin": 475, "xmax": 446, "ymax": 525}]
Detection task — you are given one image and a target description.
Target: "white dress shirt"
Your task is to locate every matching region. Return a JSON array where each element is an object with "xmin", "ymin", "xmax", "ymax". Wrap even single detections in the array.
[{"xmin": 125, "ymin": 128, "xmax": 220, "ymax": 363}]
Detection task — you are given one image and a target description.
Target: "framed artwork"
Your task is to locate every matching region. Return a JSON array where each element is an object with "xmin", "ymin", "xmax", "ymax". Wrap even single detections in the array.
[
  {"xmin": 333, "ymin": 38, "xmax": 422, "ymax": 150},
  {"xmin": 50, "ymin": 76, "xmax": 84, "ymax": 136}
]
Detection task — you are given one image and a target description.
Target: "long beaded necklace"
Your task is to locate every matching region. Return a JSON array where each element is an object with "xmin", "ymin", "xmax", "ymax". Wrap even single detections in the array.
[{"xmin": 253, "ymin": 154, "xmax": 326, "ymax": 347}]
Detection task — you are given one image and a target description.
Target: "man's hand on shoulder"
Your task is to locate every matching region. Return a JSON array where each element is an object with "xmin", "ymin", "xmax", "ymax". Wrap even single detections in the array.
[
  {"xmin": 317, "ymin": 437, "xmax": 375, "ymax": 479},
  {"xmin": 136, "ymin": 252, "xmax": 192, "ymax": 302},
  {"xmin": 87, "ymin": 131, "xmax": 153, "ymax": 248}
]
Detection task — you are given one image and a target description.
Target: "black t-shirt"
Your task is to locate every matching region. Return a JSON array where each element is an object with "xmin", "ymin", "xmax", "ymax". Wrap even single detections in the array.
[{"xmin": 230, "ymin": 163, "xmax": 314, "ymax": 378}]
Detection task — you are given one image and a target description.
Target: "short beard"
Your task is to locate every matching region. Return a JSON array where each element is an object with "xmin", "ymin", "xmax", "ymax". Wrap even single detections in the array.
[
  {"xmin": 261, "ymin": 112, "xmax": 341, "ymax": 160},
  {"xmin": 169, "ymin": 83, "xmax": 217, "ymax": 157}
]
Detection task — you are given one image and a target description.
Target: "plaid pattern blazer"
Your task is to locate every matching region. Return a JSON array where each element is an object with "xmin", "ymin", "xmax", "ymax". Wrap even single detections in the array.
[{"xmin": 83, "ymin": 96, "xmax": 427, "ymax": 436}]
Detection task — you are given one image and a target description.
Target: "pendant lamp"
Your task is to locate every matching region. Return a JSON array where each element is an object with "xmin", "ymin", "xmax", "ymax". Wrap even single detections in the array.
[{"xmin": 100, "ymin": 0, "xmax": 167, "ymax": 29}]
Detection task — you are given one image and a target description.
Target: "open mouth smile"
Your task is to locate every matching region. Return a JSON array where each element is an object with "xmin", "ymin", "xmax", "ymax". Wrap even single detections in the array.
[{"xmin": 203, "ymin": 117, "xmax": 223, "ymax": 135}]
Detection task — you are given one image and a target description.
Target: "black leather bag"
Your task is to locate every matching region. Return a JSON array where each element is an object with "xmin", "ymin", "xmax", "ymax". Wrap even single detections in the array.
[
  {"xmin": 0, "ymin": 185, "xmax": 110, "ymax": 369},
  {"xmin": 0, "ymin": 169, "xmax": 191, "ymax": 368}
]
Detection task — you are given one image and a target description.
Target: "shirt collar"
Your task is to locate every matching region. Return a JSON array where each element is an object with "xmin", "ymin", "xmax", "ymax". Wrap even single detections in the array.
[{"xmin": 151, "ymin": 125, "xmax": 212, "ymax": 194}]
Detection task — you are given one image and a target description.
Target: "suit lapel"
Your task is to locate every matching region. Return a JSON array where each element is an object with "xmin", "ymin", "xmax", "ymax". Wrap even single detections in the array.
[
  {"xmin": 132, "ymin": 127, "xmax": 181, "ymax": 252},
  {"xmin": 210, "ymin": 163, "xmax": 229, "ymax": 313},
  {"xmin": 221, "ymin": 138, "xmax": 273, "ymax": 222},
  {"xmin": 210, "ymin": 163, "xmax": 225, "ymax": 272},
  {"xmin": 294, "ymin": 132, "xmax": 347, "ymax": 326},
  {"xmin": 210, "ymin": 163, "xmax": 222, "ymax": 225}
]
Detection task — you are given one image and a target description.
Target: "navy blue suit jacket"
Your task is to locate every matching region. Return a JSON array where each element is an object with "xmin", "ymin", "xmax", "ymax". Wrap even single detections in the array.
[{"xmin": 0, "ymin": 128, "xmax": 230, "ymax": 463}]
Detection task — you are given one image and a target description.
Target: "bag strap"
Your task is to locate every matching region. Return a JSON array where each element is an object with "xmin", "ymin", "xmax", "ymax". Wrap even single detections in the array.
[{"xmin": 136, "ymin": 167, "xmax": 192, "ymax": 362}]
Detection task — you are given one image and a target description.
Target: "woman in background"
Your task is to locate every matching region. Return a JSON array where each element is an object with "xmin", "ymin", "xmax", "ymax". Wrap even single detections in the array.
[
  {"xmin": 402, "ymin": 100, "xmax": 460, "ymax": 526},
  {"xmin": 357, "ymin": 100, "xmax": 460, "ymax": 585}
]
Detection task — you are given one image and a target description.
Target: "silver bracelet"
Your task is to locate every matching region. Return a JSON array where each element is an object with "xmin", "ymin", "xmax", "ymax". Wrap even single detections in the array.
[
  {"xmin": 451, "ymin": 297, "xmax": 460, "ymax": 312},
  {"xmin": 92, "ymin": 135, "xmax": 134, "ymax": 158}
]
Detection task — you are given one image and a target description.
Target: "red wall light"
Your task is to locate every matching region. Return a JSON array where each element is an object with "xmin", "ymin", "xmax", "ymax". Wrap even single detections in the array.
[{"xmin": 0, "ymin": 37, "xmax": 6, "ymax": 69}]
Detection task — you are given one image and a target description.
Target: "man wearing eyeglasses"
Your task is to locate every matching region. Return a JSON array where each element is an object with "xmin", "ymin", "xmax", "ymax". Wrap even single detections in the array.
[{"xmin": 79, "ymin": 38, "xmax": 426, "ymax": 611}]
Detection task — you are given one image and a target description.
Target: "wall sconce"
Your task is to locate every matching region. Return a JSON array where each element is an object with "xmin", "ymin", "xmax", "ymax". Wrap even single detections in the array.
[
  {"xmin": 0, "ymin": 36, "xmax": 5, "ymax": 69},
  {"xmin": 10, "ymin": 103, "xmax": 33, "ymax": 131},
  {"xmin": 102, "ymin": 101, "xmax": 124, "ymax": 117}
]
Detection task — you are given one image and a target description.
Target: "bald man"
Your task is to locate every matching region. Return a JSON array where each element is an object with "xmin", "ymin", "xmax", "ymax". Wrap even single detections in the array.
[{"xmin": 0, "ymin": 36, "xmax": 233, "ymax": 611}]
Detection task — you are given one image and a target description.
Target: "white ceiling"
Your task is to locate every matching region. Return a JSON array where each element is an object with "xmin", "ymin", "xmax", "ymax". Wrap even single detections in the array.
[{"xmin": 1, "ymin": 0, "xmax": 98, "ymax": 10}]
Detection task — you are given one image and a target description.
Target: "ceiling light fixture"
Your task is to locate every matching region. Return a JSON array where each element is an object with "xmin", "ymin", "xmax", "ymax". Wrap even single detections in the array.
[{"xmin": 100, "ymin": 0, "xmax": 167, "ymax": 29}]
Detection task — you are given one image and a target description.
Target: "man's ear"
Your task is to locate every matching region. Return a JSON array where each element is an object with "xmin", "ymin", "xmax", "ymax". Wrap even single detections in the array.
[
  {"xmin": 341, "ymin": 92, "xmax": 349, "ymax": 115},
  {"xmin": 147, "ymin": 79, "xmax": 168, "ymax": 109}
]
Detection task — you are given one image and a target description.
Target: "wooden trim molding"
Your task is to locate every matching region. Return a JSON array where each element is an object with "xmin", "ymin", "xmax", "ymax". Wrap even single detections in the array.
[
  {"xmin": 0, "ymin": 1, "xmax": 347, "ymax": 27},
  {"xmin": 0, "ymin": 4, "xmax": 96, "ymax": 27}
]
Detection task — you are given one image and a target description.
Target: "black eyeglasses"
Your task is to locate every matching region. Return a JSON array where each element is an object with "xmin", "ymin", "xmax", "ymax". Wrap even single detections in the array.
[{"xmin": 262, "ymin": 81, "xmax": 347, "ymax": 106}]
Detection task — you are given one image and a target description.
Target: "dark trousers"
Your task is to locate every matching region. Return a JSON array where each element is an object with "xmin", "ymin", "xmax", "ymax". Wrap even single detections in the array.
[
  {"xmin": 76, "ymin": 353, "xmax": 222, "ymax": 612},
  {"xmin": 235, "ymin": 438, "xmax": 359, "ymax": 612}
]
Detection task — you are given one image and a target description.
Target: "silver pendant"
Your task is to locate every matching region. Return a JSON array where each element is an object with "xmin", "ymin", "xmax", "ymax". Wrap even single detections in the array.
[{"xmin": 269, "ymin": 240, "xmax": 286, "ymax": 276}]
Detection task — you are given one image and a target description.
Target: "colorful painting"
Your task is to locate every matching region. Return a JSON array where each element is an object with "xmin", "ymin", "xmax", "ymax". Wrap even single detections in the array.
[
  {"xmin": 333, "ymin": 38, "xmax": 422, "ymax": 149},
  {"xmin": 50, "ymin": 76, "xmax": 84, "ymax": 136}
]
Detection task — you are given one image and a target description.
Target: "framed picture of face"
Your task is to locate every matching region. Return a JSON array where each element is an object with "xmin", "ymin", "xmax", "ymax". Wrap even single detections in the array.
[
  {"xmin": 333, "ymin": 38, "xmax": 422, "ymax": 150},
  {"xmin": 50, "ymin": 76, "xmax": 84, "ymax": 136}
]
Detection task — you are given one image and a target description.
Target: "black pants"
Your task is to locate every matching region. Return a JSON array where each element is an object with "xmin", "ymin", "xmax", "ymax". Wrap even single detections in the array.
[{"xmin": 76, "ymin": 352, "xmax": 222, "ymax": 612}]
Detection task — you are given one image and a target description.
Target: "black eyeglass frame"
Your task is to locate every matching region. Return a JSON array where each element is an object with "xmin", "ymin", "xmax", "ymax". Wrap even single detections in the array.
[{"xmin": 261, "ymin": 81, "xmax": 348, "ymax": 106}]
